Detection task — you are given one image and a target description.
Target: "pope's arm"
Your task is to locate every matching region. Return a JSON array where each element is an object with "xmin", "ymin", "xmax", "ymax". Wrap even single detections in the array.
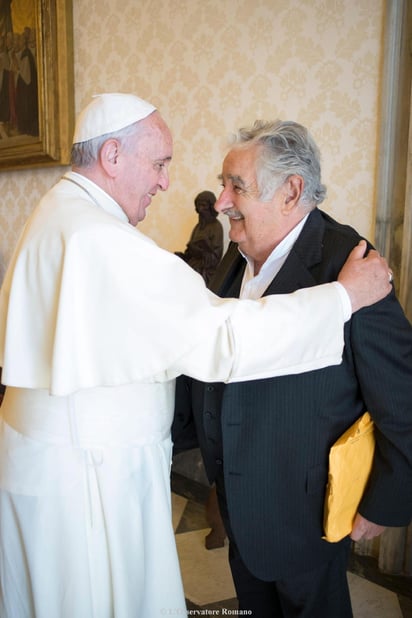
[
  {"xmin": 170, "ymin": 282, "xmax": 349, "ymax": 382},
  {"xmin": 169, "ymin": 242, "xmax": 391, "ymax": 383}
]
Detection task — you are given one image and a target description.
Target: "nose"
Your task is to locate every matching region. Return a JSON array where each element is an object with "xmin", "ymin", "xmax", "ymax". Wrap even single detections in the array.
[
  {"xmin": 215, "ymin": 187, "xmax": 233, "ymax": 213},
  {"xmin": 159, "ymin": 167, "xmax": 170, "ymax": 191}
]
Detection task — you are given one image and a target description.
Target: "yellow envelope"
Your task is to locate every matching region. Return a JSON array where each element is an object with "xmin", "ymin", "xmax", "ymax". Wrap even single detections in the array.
[{"xmin": 323, "ymin": 412, "xmax": 375, "ymax": 543}]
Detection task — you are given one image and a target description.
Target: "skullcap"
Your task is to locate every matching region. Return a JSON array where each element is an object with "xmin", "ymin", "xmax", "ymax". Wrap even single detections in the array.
[{"xmin": 72, "ymin": 93, "xmax": 156, "ymax": 143}]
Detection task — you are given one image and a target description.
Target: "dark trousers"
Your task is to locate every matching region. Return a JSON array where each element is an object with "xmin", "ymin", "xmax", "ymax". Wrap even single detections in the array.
[{"xmin": 215, "ymin": 476, "xmax": 353, "ymax": 618}]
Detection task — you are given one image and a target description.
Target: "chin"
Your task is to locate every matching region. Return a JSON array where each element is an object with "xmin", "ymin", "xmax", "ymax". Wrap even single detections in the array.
[
  {"xmin": 136, "ymin": 209, "xmax": 147, "ymax": 223},
  {"xmin": 229, "ymin": 228, "xmax": 245, "ymax": 244}
]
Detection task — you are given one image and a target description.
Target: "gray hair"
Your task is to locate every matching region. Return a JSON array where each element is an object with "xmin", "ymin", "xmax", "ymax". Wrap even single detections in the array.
[
  {"xmin": 70, "ymin": 120, "xmax": 144, "ymax": 167},
  {"xmin": 230, "ymin": 120, "xmax": 326, "ymax": 206}
]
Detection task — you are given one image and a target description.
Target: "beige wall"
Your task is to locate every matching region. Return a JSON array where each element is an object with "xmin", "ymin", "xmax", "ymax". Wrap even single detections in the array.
[{"xmin": 0, "ymin": 0, "xmax": 384, "ymax": 281}]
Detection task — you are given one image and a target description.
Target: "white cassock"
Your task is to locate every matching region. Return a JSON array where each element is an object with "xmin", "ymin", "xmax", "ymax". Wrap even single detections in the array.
[{"xmin": 0, "ymin": 172, "xmax": 349, "ymax": 618}]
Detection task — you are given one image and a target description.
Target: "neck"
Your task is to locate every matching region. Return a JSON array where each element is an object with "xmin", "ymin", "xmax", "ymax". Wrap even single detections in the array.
[
  {"xmin": 249, "ymin": 208, "xmax": 312, "ymax": 275},
  {"xmin": 254, "ymin": 261, "xmax": 265, "ymax": 276}
]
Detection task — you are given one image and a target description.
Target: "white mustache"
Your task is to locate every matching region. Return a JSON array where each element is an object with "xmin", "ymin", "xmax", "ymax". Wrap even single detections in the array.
[{"xmin": 224, "ymin": 209, "xmax": 244, "ymax": 220}]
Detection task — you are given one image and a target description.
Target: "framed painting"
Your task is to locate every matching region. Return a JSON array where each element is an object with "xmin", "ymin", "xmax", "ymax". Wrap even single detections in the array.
[{"xmin": 0, "ymin": 0, "xmax": 74, "ymax": 171}]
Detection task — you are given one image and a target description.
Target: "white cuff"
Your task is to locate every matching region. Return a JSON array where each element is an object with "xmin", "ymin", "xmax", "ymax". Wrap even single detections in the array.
[{"xmin": 332, "ymin": 281, "xmax": 352, "ymax": 321}]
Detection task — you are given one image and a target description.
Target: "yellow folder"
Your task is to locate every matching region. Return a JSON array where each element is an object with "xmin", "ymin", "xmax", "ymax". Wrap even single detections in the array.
[{"xmin": 323, "ymin": 412, "xmax": 375, "ymax": 543}]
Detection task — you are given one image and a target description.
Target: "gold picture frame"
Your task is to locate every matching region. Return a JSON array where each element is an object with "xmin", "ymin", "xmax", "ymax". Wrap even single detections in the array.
[{"xmin": 0, "ymin": 0, "xmax": 74, "ymax": 171}]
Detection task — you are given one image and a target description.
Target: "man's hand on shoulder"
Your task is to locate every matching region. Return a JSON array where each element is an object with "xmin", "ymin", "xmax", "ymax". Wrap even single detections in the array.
[{"xmin": 338, "ymin": 240, "xmax": 392, "ymax": 313}]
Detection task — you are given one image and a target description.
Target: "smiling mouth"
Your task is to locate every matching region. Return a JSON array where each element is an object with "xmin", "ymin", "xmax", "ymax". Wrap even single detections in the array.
[{"xmin": 225, "ymin": 209, "xmax": 244, "ymax": 221}]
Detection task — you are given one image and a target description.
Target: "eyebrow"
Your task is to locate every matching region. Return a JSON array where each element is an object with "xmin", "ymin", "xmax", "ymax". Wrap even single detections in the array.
[{"xmin": 217, "ymin": 173, "xmax": 246, "ymax": 188}]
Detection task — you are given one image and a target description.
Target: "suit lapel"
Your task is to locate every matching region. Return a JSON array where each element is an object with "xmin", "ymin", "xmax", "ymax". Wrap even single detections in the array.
[
  {"xmin": 263, "ymin": 209, "xmax": 326, "ymax": 296},
  {"xmin": 209, "ymin": 241, "xmax": 245, "ymax": 298}
]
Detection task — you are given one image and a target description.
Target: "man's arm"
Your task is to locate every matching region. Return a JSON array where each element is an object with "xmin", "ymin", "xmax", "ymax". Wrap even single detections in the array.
[{"xmin": 348, "ymin": 281, "xmax": 412, "ymax": 538}]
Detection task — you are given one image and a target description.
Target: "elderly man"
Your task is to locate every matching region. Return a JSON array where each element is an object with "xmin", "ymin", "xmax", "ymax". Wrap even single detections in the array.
[
  {"xmin": 173, "ymin": 120, "xmax": 412, "ymax": 617},
  {"xmin": 0, "ymin": 96, "xmax": 390, "ymax": 617}
]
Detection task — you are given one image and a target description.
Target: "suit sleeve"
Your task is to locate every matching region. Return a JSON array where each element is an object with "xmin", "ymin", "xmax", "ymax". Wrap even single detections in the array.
[
  {"xmin": 351, "ymin": 291, "xmax": 412, "ymax": 525},
  {"xmin": 172, "ymin": 375, "xmax": 199, "ymax": 453}
]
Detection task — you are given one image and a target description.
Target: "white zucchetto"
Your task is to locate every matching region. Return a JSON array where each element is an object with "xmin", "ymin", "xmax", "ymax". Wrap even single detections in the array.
[{"xmin": 72, "ymin": 93, "xmax": 156, "ymax": 144}]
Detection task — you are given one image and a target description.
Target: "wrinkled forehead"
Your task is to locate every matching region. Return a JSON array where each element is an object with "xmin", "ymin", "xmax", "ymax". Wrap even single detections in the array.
[
  {"xmin": 220, "ymin": 144, "xmax": 259, "ymax": 182},
  {"xmin": 136, "ymin": 112, "xmax": 173, "ymax": 158}
]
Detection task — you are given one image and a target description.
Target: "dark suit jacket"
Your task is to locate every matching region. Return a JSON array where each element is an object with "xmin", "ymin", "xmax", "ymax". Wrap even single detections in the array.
[{"xmin": 173, "ymin": 208, "xmax": 412, "ymax": 581}]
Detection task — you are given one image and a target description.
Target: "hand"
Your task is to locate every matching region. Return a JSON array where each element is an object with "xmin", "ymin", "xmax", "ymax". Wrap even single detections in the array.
[
  {"xmin": 350, "ymin": 512, "xmax": 386, "ymax": 541},
  {"xmin": 338, "ymin": 240, "xmax": 392, "ymax": 313}
]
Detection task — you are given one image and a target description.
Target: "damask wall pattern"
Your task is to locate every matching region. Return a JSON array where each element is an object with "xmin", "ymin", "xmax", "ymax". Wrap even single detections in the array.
[{"xmin": 0, "ymin": 0, "xmax": 384, "ymax": 281}]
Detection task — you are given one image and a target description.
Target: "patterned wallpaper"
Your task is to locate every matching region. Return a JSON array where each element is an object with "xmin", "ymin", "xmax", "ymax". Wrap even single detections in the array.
[{"xmin": 0, "ymin": 0, "xmax": 384, "ymax": 282}]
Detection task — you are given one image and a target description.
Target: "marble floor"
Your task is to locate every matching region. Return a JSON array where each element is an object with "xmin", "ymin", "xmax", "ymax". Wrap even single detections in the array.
[{"xmin": 171, "ymin": 473, "xmax": 412, "ymax": 617}]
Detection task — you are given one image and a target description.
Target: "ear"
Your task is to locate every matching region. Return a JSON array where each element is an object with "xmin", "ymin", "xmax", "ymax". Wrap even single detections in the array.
[
  {"xmin": 100, "ymin": 139, "xmax": 120, "ymax": 177},
  {"xmin": 282, "ymin": 175, "xmax": 304, "ymax": 214}
]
